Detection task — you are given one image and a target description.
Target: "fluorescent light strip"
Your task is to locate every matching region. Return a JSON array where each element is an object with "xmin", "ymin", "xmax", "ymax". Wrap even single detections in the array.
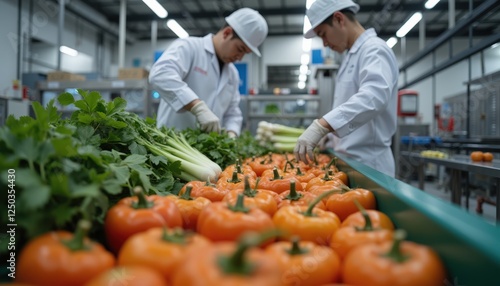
[
  {"xmin": 396, "ymin": 12, "xmax": 422, "ymax": 38},
  {"xmin": 301, "ymin": 53, "xmax": 310, "ymax": 65},
  {"xmin": 299, "ymin": 64, "xmax": 309, "ymax": 74},
  {"xmin": 142, "ymin": 0, "xmax": 168, "ymax": 18},
  {"xmin": 386, "ymin": 37, "xmax": 398, "ymax": 48},
  {"xmin": 302, "ymin": 38, "xmax": 312, "ymax": 52},
  {"xmin": 167, "ymin": 20, "xmax": 189, "ymax": 38},
  {"xmin": 60, "ymin": 45, "xmax": 78, "ymax": 57},
  {"xmin": 425, "ymin": 0, "xmax": 440, "ymax": 9}
]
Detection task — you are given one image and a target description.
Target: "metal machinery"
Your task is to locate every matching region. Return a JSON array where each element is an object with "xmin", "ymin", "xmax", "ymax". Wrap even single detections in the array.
[
  {"xmin": 444, "ymin": 71, "xmax": 500, "ymax": 139},
  {"xmin": 242, "ymin": 94, "xmax": 320, "ymax": 135},
  {"xmin": 36, "ymin": 79, "xmax": 157, "ymax": 118},
  {"xmin": 242, "ymin": 64, "xmax": 339, "ymax": 135},
  {"xmin": 314, "ymin": 64, "xmax": 339, "ymax": 118},
  {"xmin": 440, "ymin": 72, "xmax": 500, "ymax": 213}
]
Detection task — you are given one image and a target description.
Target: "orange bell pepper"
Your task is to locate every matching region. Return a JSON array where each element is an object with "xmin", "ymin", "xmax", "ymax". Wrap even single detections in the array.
[
  {"xmin": 266, "ymin": 236, "xmax": 341, "ymax": 285},
  {"xmin": 258, "ymin": 167, "xmax": 304, "ymax": 194},
  {"xmin": 330, "ymin": 200, "xmax": 393, "ymax": 258},
  {"xmin": 179, "ymin": 179, "xmax": 227, "ymax": 202},
  {"xmin": 17, "ymin": 220, "xmax": 115, "ymax": 286},
  {"xmin": 220, "ymin": 158, "xmax": 257, "ymax": 179},
  {"xmin": 248, "ymin": 153, "xmax": 284, "ymax": 177},
  {"xmin": 197, "ymin": 194, "xmax": 275, "ymax": 242},
  {"xmin": 216, "ymin": 170, "xmax": 257, "ymax": 193},
  {"xmin": 305, "ymin": 172, "xmax": 343, "ymax": 193},
  {"xmin": 278, "ymin": 181, "xmax": 326, "ymax": 210},
  {"xmin": 171, "ymin": 231, "xmax": 283, "ymax": 286},
  {"xmin": 223, "ymin": 176, "xmax": 278, "ymax": 216},
  {"xmin": 118, "ymin": 227, "xmax": 211, "ymax": 282},
  {"xmin": 341, "ymin": 209, "xmax": 395, "ymax": 230},
  {"xmin": 104, "ymin": 186, "xmax": 183, "ymax": 253},
  {"xmin": 167, "ymin": 185, "xmax": 211, "ymax": 230},
  {"xmin": 342, "ymin": 230, "xmax": 447, "ymax": 286},
  {"xmin": 325, "ymin": 185, "xmax": 376, "ymax": 221},
  {"xmin": 273, "ymin": 191, "xmax": 341, "ymax": 245}
]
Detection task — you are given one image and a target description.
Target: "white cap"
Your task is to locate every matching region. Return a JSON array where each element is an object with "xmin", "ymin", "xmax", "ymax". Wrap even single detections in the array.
[
  {"xmin": 304, "ymin": 0, "xmax": 360, "ymax": 39},
  {"xmin": 225, "ymin": 8, "xmax": 268, "ymax": 57}
]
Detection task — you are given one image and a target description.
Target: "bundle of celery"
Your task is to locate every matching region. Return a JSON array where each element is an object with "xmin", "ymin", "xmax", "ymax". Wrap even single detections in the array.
[
  {"xmin": 256, "ymin": 121, "xmax": 305, "ymax": 152},
  {"xmin": 58, "ymin": 90, "xmax": 222, "ymax": 183}
]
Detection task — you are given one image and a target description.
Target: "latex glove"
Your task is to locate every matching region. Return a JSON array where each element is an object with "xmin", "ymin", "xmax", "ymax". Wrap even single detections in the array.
[
  {"xmin": 227, "ymin": 131, "xmax": 237, "ymax": 139},
  {"xmin": 317, "ymin": 133, "xmax": 334, "ymax": 150},
  {"xmin": 294, "ymin": 119, "xmax": 330, "ymax": 164},
  {"xmin": 190, "ymin": 101, "xmax": 221, "ymax": 133}
]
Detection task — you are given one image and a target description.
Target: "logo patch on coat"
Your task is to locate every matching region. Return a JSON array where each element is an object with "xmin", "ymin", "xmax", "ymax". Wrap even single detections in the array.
[{"xmin": 194, "ymin": 66, "xmax": 208, "ymax": 75}]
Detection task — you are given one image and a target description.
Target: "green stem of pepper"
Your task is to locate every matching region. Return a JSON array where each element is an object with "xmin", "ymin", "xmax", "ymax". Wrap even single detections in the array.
[
  {"xmin": 296, "ymin": 167, "xmax": 304, "ymax": 176},
  {"xmin": 218, "ymin": 229, "xmax": 280, "ymax": 275},
  {"xmin": 227, "ymin": 170, "xmax": 242, "ymax": 183},
  {"xmin": 302, "ymin": 190, "xmax": 338, "ymax": 217},
  {"xmin": 242, "ymin": 176, "xmax": 257, "ymax": 197},
  {"xmin": 353, "ymin": 199, "xmax": 375, "ymax": 231},
  {"xmin": 284, "ymin": 181, "xmax": 302, "ymax": 201},
  {"xmin": 161, "ymin": 227, "xmax": 187, "ymax": 245},
  {"xmin": 270, "ymin": 167, "xmax": 283, "ymax": 181},
  {"xmin": 132, "ymin": 186, "xmax": 154, "ymax": 209},
  {"xmin": 61, "ymin": 220, "xmax": 91, "ymax": 251},
  {"xmin": 205, "ymin": 177, "xmax": 216, "ymax": 187},
  {"xmin": 381, "ymin": 229, "xmax": 410, "ymax": 263},
  {"xmin": 236, "ymin": 159, "xmax": 243, "ymax": 174},
  {"xmin": 180, "ymin": 185, "xmax": 194, "ymax": 200},
  {"xmin": 227, "ymin": 193, "xmax": 250, "ymax": 213},
  {"xmin": 286, "ymin": 236, "xmax": 309, "ymax": 255}
]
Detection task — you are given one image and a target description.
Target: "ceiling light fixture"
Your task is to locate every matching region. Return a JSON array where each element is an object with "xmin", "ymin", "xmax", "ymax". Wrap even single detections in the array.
[
  {"xmin": 396, "ymin": 12, "xmax": 422, "ymax": 38},
  {"xmin": 386, "ymin": 37, "xmax": 398, "ymax": 48},
  {"xmin": 301, "ymin": 53, "xmax": 310, "ymax": 65},
  {"xmin": 167, "ymin": 20, "xmax": 189, "ymax": 38},
  {"xmin": 424, "ymin": 0, "xmax": 440, "ymax": 9},
  {"xmin": 302, "ymin": 38, "xmax": 312, "ymax": 52},
  {"xmin": 142, "ymin": 0, "xmax": 168, "ymax": 18},
  {"xmin": 59, "ymin": 45, "xmax": 78, "ymax": 57},
  {"xmin": 300, "ymin": 64, "xmax": 309, "ymax": 74}
]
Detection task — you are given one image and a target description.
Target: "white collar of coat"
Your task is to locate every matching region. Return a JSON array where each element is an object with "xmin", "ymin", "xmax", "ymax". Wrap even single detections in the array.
[
  {"xmin": 203, "ymin": 33, "xmax": 216, "ymax": 56},
  {"xmin": 348, "ymin": 28, "xmax": 377, "ymax": 54}
]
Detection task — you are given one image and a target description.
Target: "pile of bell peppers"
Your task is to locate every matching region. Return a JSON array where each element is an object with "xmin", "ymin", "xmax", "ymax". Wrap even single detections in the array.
[{"xmin": 14, "ymin": 153, "xmax": 447, "ymax": 286}]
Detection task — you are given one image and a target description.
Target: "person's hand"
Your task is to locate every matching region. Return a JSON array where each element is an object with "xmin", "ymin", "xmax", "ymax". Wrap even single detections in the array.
[
  {"xmin": 317, "ymin": 133, "xmax": 334, "ymax": 150},
  {"xmin": 294, "ymin": 119, "xmax": 330, "ymax": 164},
  {"xmin": 190, "ymin": 101, "xmax": 221, "ymax": 133},
  {"xmin": 227, "ymin": 131, "xmax": 237, "ymax": 139}
]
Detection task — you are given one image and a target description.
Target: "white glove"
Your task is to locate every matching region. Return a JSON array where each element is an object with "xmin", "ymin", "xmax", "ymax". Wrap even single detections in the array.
[
  {"xmin": 294, "ymin": 119, "xmax": 330, "ymax": 164},
  {"xmin": 190, "ymin": 101, "xmax": 221, "ymax": 133},
  {"xmin": 227, "ymin": 131, "xmax": 237, "ymax": 139}
]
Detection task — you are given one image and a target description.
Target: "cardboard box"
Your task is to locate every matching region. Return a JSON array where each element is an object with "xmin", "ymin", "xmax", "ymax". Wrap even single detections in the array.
[
  {"xmin": 118, "ymin": 68, "xmax": 149, "ymax": 79},
  {"xmin": 47, "ymin": 71, "xmax": 86, "ymax": 82}
]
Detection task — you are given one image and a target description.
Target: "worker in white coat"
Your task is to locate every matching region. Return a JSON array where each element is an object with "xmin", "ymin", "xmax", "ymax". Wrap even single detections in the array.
[
  {"xmin": 294, "ymin": 0, "xmax": 399, "ymax": 177},
  {"xmin": 149, "ymin": 8, "xmax": 268, "ymax": 137}
]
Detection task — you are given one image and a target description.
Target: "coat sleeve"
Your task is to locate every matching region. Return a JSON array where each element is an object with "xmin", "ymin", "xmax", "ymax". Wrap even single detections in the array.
[
  {"xmin": 323, "ymin": 41, "xmax": 398, "ymax": 138},
  {"xmin": 149, "ymin": 39, "xmax": 199, "ymax": 112},
  {"xmin": 221, "ymin": 65, "xmax": 243, "ymax": 135}
]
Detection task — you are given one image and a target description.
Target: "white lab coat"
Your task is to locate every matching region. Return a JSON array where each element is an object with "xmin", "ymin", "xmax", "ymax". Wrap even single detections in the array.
[
  {"xmin": 149, "ymin": 34, "xmax": 243, "ymax": 134},
  {"xmin": 323, "ymin": 28, "xmax": 399, "ymax": 177}
]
